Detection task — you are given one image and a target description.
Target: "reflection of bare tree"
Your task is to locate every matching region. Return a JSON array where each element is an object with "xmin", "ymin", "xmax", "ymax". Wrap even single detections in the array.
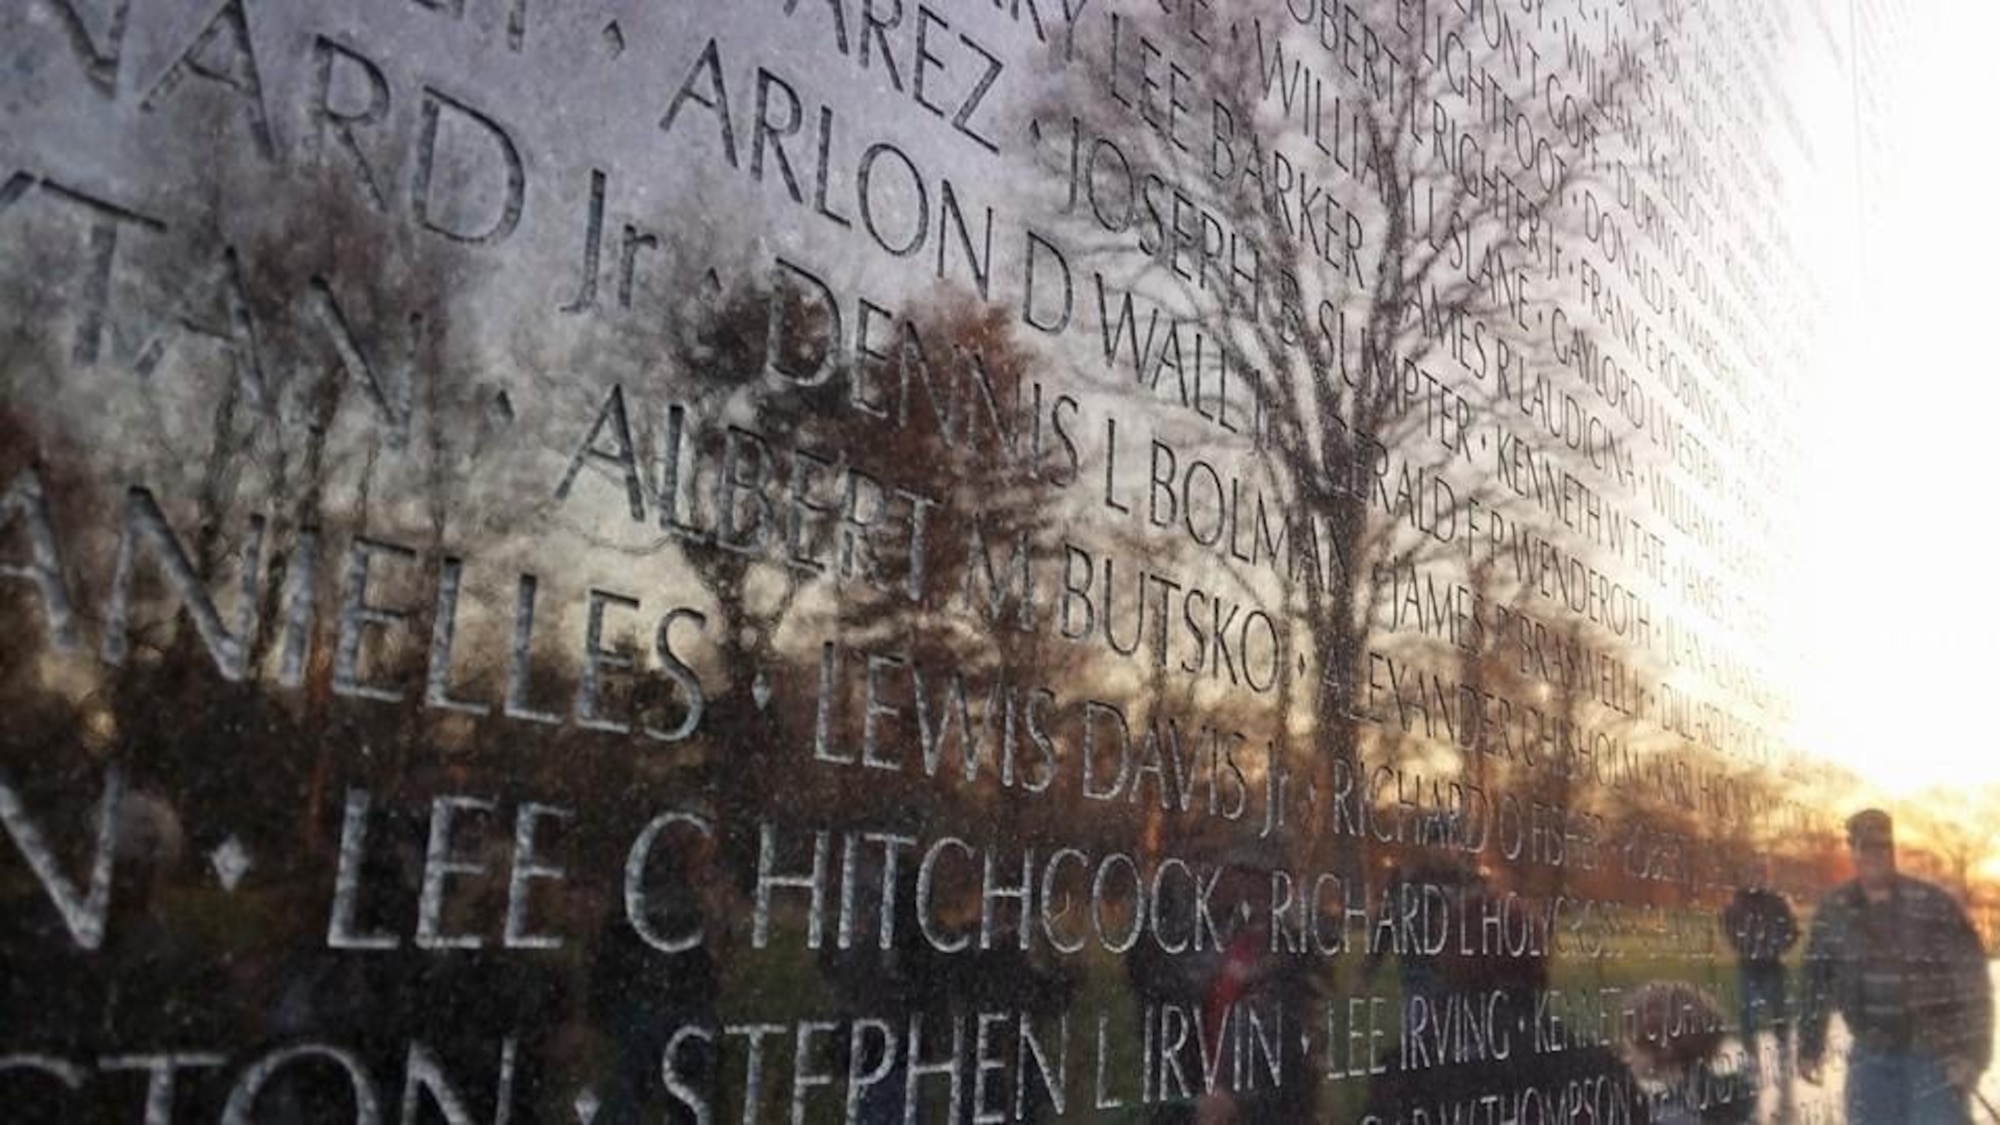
[
  {"xmin": 1905, "ymin": 785, "xmax": 2000, "ymax": 905},
  {"xmin": 1033, "ymin": 1, "xmax": 1632, "ymax": 877}
]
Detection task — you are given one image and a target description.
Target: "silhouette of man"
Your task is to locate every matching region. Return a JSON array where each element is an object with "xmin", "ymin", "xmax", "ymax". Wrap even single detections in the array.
[
  {"xmin": 1721, "ymin": 862, "xmax": 1797, "ymax": 1106},
  {"xmin": 1800, "ymin": 809, "xmax": 1992, "ymax": 1123}
]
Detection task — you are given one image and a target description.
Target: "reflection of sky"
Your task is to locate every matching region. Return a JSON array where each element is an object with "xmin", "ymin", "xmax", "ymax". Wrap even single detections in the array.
[{"xmin": 1792, "ymin": 3, "xmax": 2000, "ymax": 796}]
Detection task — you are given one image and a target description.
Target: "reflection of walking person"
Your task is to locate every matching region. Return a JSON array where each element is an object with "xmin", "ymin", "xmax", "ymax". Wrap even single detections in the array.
[
  {"xmin": 1129, "ymin": 836, "xmax": 1318, "ymax": 1125},
  {"xmin": 1722, "ymin": 866, "xmax": 1797, "ymax": 1114},
  {"xmin": 590, "ymin": 818, "xmax": 721, "ymax": 1123},
  {"xmin": 1800, "ymin": 809, "xmax": 1993, "ymax": 1124}
]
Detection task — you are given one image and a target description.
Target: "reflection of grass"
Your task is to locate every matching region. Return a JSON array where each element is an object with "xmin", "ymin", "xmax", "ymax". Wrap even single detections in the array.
[
  {"xmin": 1549, "ymin": 921, "xmax": 1812, "ymax": 1028},
  {"xmin": 719, "ymin": 937, "xmax": 1155, "ymax": 1123},
  {"xmin": 121, "ymin": 893, "xmax": 1802, "ymax": 1122},
  {"xmin": 107, "ymin": 882, "xmax": 1845, "ymax": 1122},
  {"xmin": 1070, "ymin": 947, "xmax": 1147, "ymax": 1123},
  {"xmin": 167, "ymin": 886, "xmax": 288, "ymax": 946},
  {"xmin": 720, "ymin": 926, "xmax": 1388, "ymax": 1122},
  {"xmin": 138, "ymin": 890, "xmax": 1793, "ymax": 1122},
  {"xmin": 719, "ymin": 933, "xmax": 838, "ymax": 1122},
  {"xmin": 1555, "ymin": 949, "xmax": 1735, "ymax": 998},
  {"xmin": 722, "ymin": 932, "xmax": 840, "ymax": 1023},
  {"xmin": 1321, "ymin": 950, "xmax": 1387, "ymax": 1122},
  {"xmin": 714, "ymin": 922, "xmax": 1801, "ymax": 1122}
]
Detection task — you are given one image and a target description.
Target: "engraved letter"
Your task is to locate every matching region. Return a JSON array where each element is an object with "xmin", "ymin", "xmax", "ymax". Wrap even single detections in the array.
[
  {"xmin": 0, "ymin": 764, "xmax": 123, "ymax": 950},
  {"xmin": 413, "ymin": 89, "xmax": 526, "ymax": 245}
]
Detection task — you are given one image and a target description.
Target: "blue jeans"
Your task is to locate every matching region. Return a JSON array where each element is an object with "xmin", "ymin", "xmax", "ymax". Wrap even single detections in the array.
[
  {"xmin": 1847, "ymin": 1044, "xmax": 1970, "ymax": 1124},
  {"xmin": 1739, "ymin": 963, "xmax": 1790, "ymax": 1076}
]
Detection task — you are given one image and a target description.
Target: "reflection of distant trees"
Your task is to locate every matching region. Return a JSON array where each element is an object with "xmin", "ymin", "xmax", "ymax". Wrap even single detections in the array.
[
  {"xmin": 524, "ymin": 242, "xmax": 1109, "ymax": 877},
  {"xmin": 0, "ymin": 165, "xmax": 476, "ymax": 844},
  {"xmin": 1902, "ymin": 785, "xmax": 2000, "ymax": 907},
  {"xmin": 0, "ymin": 146, "xmax": 1141, "ymax": 1117}
]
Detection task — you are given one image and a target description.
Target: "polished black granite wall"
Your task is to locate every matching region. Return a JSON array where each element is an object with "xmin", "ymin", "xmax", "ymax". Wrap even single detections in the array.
[{"xmin": 0, "ymin": 1, "xmax": 1978, "ymax": 1122}]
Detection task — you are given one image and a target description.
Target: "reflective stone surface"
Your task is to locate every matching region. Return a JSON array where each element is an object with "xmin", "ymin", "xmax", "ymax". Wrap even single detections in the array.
[{"xmin": 0, "ymin": 1, "xmax": 1987, "ymax": 1122}]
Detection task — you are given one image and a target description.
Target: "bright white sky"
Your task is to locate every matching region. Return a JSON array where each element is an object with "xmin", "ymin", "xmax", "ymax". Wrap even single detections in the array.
[{"xmin": 1794, "ymin": 4, "xmax": 2000, "ymax": 795}]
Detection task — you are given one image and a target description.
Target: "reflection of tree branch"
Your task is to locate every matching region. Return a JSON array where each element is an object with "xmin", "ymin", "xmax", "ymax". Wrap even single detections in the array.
[{"xmin": 1022, "ymin": 0, "xmax": 1645, "ymax": 876}]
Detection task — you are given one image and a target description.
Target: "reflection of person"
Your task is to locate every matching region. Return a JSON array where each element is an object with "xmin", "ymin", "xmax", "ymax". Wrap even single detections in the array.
[
  {"xmin": 820, "ymin": 844, "xmax": 947, "ymax": 1125},
  {"xmin": 1363, "ymin": 855, "xmax": 1469, "ymax": 1015},
  {"xmin": 1126, "ymin": 837, "xmax": 1318, "ymax": 1125},
  {"xmin": 1721, "ymin": 867, "xmax": 1797, "ymax": 1103},
  {"xmin": 1361, "ymin": 878, "xmax": 1647, "ymax": 1124},
  {"xmin": 1191, "ymin": 837, "xmax": 1318, "ymax": 1125},
  {"xmin": 949, "ymin": 927, "xmax": 1075, "ymax": 1125},
  {"xmin": 590, "ymin": 821, "xmax": 721, "ymax": 1123},
  {"xmin": 1799, "ymin": 809, "xmax": 1993, "ymax": 1123}
]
